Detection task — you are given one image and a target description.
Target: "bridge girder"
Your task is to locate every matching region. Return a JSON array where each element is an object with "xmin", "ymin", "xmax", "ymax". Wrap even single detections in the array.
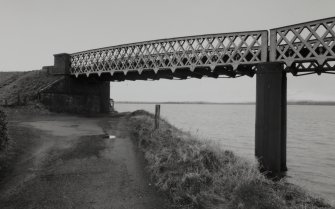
[{"xmin": 51, "ymin": 16, "xmax": 335, "ymax": 81}]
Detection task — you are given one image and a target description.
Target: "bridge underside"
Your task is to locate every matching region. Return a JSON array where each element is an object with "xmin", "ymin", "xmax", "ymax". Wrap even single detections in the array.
[
  {"xmin": 73, "ymin": 59, "xmax": 335, "ymax": 82},
  {"xmin": 75, "ymin": 65, "xmax": 257, "ymax": 81}
]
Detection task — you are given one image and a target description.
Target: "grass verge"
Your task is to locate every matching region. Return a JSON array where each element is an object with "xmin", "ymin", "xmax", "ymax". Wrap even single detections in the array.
[
  {"xmin": 0, "ymin": 109, "xmax": 15, "ymax": 176},
  {"xmin": 127, "ymin": 110, "xmax": 333, "ymax": 209}
]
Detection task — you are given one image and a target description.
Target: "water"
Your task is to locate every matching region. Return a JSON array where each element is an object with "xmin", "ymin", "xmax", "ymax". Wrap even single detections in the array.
[{"xmin": 116, "ymin": 103, "xmax": 335, "ymax": 204}]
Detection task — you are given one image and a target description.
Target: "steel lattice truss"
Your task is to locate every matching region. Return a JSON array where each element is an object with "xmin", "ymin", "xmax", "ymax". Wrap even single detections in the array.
[
  {"xmin": 69, "ymin": 17, "xmax": 335, "ymax": 80},
  {"xmin": 270, "ymin": 17, "xmax": 335, "ymax": 75},
  {"xmin": 70, "ymin": 31, "xmax": 268, "ymax": 79}
]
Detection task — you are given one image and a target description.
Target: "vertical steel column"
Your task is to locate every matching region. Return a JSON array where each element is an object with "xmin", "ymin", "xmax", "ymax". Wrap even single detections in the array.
[{"xmin": 255, "ymin": 62, "xmax": 287, "ymax": 176}]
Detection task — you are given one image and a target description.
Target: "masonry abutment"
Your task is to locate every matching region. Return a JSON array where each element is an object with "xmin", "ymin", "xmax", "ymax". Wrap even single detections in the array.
[
  {"xmin": 40, "ymin": 53, "xmax": 110, "ymax": 114},
  {"xmin": 54, "ymin": 53, "xmax": 71, "ymax": 75}
]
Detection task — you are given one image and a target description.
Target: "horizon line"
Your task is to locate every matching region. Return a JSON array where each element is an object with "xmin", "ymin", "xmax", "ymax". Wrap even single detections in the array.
[{"xmin": 114, "ymin": 100, "xmax": 335, "ymax": 104}]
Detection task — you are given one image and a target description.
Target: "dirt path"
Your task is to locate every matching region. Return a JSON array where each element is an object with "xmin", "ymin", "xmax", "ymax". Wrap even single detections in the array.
[{"xmin": 0, "ymin": 115, "xmax": 171, "ymax": 209}]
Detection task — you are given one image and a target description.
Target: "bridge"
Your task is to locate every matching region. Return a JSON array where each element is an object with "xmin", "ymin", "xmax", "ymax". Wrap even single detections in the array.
[
  {"xmin": 68, "ymin": 17, "xmax": 334, "ymax": 79},
  {"xmin": 40, "ymin": 17, "xmax": 335, "ymax": 176}
]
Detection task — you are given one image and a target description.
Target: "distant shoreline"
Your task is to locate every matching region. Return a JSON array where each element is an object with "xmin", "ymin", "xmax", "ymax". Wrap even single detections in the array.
[{"xmin": 115, "ymin": 101, "xmax": 335, "ymax": 106}]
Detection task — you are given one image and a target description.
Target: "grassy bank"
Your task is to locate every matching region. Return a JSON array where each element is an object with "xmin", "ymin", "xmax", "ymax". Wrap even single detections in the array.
[
  {"xmin": 0, "ymin": 70, "xmax": 59, "ymax": 106},
  {"xmin": 0, "ymin": 109, "xmax": 14, "ymax": 175},
  {"xmin": 127, "ymin": 110, "xmax": 333, "ymax": 209}
]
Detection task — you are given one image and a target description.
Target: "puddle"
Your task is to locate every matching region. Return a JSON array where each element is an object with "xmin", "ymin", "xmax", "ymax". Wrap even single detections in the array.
[{"xmin": 102, "ymin": 134, "xmax": 116, "ymax": 139}]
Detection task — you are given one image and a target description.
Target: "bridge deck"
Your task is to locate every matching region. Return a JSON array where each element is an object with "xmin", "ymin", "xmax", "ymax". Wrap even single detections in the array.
[{"xmin": 70, "ymin": 17, "xmax": 335, "ymax": 81}]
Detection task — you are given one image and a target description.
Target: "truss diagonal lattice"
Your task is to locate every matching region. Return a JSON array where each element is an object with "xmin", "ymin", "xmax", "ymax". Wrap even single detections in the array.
[
  {"xmin": 270, "ymin": 17, "xmax": 335, "ymax": 74},
  {"xmin": 69, "ymin": 17, "xmax": 335, "ymax": 79},
  {"xmin": 70, "ymin": 31, "xmax": 268, "ymax": 78}
]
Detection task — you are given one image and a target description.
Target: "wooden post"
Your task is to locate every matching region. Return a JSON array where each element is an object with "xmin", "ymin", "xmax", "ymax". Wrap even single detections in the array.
[
  {"xmin": 109, "ymin": 99, "xmax": 115, "ymax": 112},
  {"xmin": 155, "ymin": 105, "xmax": 160, "ymax": 129},
  {"xmin": 255, "ymin": 62, "xmax": 287, "ymax": 177}
]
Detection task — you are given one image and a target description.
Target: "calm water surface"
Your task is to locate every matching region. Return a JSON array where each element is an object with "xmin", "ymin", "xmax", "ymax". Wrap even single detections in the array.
[{"xmin": 116, "ymin": 103, "xmax": 335, "ymax": 204}]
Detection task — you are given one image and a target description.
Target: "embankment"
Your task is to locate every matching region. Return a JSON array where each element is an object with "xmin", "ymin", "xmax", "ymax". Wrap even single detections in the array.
[
  {"xmin": 0, "ymin": 109, "xmax": 14, "ymax": 176},
  {"xmin": 0, "ymin": 70, "xmax": 59, "ymax": 106},
  {"xmin": 127, "ymin": 110, "xmax": 334, "ymax": 209},
  {"xmin": 0, "ymin": 69, "xmax": 58, "ymax": 180}
]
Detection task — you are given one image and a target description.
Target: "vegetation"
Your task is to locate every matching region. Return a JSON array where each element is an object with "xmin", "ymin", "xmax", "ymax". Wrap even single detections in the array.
[
  {"xmin": 0, "ymin": 109, "xmax": 13, "ymax": 173},
  {"xmin": 0, "ymin": 70, "xmax": 59, "ymax": 106},
  {"xmin": 128, "ymin": 110, "xmax": 334, "ymax": 209},
  {"xmin": 0, "ymin": 110, "xmax": 9, "ymax": 148}
]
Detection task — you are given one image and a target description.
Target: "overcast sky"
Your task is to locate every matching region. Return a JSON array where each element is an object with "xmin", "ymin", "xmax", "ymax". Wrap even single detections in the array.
[{"xmin": 1, "ymin": 0, "xmax": 335, "ymax": 102}]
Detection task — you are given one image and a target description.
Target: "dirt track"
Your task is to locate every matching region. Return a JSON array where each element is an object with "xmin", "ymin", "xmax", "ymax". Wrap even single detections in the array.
[{"xmin": 0, "ymin": 114, "xmax": 171, "ymax": 209}]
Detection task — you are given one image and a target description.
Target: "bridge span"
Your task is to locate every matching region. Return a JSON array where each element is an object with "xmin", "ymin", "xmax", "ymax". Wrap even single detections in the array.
[
  {"xmin": 66, "ymin": 17, "xmax": 335, "ymax": 80},
  {"xmin": 40, "ymin": 16, "xmax": 335, "ymax": 176}
]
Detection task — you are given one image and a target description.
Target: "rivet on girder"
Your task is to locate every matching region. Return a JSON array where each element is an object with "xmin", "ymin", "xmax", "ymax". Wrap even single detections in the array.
[
  {"xmin": 232, "ymin": 63, "xmax": 239, "ymax": 70},
  {"xmin": 190, "ymin": 66, "xmax": 195, "ymax": 72},
  {"xmin": 286, "ymin": 59, "xmax": 294, "ymax": 68},
  {"xmin": 317, "ymin": 57, "xmax": 326, "ymax": 66}
]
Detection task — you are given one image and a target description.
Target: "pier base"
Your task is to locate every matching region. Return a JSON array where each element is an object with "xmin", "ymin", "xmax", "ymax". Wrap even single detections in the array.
[{"xmin": 255, "ymin": 62, "xmax": 287, "ymax": 176}]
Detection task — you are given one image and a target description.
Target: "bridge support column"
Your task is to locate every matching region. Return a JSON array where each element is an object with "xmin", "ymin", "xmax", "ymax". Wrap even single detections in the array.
[{"xmin": 255, "ymin": 62, "xmax": 287, "ymax": 177}]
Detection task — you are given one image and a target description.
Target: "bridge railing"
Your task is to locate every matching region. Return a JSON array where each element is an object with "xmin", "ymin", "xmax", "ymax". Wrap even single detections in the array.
[
  {"xmin": 70, "ymin": 31, "xmax": 268, "ymax": 76},
  {"xmin": 270, "ymin": 17, "xmax": 335, "ymax": 73},
  {"xmin": 69, "ymin": 17, "xmax": 335, "ymax": 77}
]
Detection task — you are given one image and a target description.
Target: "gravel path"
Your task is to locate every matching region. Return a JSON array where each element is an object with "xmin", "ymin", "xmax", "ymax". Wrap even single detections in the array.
[{"xmin": 0, "ymin": 115, "xmax": 171, "ymax": 209}]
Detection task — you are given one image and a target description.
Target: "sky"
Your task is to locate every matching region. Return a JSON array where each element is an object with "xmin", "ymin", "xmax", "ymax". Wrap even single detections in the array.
[{"xmin": 0, "ymin": 0, "xmax": 335, "ymax": 102}]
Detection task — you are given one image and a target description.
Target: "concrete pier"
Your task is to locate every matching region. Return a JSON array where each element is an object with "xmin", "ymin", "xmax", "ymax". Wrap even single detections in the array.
[{"xmin": 255, "ymin": 62, "xmax": 287, "ymax": 176}]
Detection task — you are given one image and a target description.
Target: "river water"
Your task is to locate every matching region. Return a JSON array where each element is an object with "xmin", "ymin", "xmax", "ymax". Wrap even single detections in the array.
[{"xmin": 115, "ymin": 103, "xmax": 335, "ymax": 204}]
